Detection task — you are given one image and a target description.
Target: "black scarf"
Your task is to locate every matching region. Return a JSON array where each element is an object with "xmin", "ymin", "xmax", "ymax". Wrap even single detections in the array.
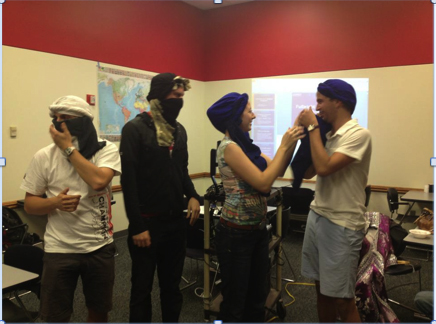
[
  {"xmin": 160, "ymin": 98, "xmax": 183, "ymax": 127},
  {"xmin": 52, "ymin": 117, "xmax": 106, "ymax": 160}
]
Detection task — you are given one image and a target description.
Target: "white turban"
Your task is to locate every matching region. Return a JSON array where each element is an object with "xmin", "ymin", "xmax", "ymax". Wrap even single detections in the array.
[{"xmin": 49, "ymin": 95, "xmax": 94, "ymax": 120}]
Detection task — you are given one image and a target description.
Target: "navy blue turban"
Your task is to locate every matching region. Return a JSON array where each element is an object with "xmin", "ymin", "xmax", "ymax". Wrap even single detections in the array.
[
  {"xmin": 207, "ymin": 92, "xmax": 267, "ymax": 172},
  {"xmin": 318, "ymin": 79, "xmax": 357, "ymax": 114}
]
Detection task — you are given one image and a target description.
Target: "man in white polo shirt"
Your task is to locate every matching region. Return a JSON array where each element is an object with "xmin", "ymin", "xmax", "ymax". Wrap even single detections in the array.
[
  {"xmin": 297, "ymin": 79, "xmax": 372, "ymax": 323},
  {"xmin": 20, "ymin": 95, "xmax": 121, "ymax": 322}
]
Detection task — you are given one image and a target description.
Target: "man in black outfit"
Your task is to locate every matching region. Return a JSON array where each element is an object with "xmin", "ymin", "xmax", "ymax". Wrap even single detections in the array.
[{"xmin": 120, "ymin": 72, "xmax": 201, "ymax": 323}]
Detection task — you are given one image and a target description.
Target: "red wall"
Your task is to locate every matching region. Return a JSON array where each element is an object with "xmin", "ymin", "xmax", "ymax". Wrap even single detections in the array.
[
  {"xmin": 3, "ymin": 1, "xmax": 207, "ymax": 80},
  {"xmin": 203, "ymin": 1, "xmax": 433, "ymax": 80},
  {"xmin": 3, "ymin": 1, "xmax": 433, "ymax": 81}
]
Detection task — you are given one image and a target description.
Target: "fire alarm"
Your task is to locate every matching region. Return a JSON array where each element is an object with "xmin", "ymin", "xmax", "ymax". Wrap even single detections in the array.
[{"xmin": 86, "ymin": 94, "xmax": 96, "ymax": 106}]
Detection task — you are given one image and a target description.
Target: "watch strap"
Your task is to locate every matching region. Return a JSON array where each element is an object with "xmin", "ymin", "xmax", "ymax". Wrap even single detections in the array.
[{"xmin": 308, "ymin": 124, "xmax": 320, "ymax": 132}]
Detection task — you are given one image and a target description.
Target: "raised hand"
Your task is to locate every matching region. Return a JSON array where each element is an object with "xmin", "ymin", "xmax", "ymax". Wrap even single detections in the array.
[
  {"xmin": 298, "ymin": 107, "xmax": 317, "ymax": 128},
  {"xmin": 49, "ymin": 122, "xmax": 73, "ymax": 151},
  {"xmin": 280, "ymin": 126, "xmax": 306, "ymax": 150}
]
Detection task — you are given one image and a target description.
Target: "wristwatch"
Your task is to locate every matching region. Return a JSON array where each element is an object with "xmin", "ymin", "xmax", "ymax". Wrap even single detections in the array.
[
  {"xmin": 64, "ymin": 146, "xmax": 76, "ymax": 156},
  {"xmin": 307, "ymin": 124, "xmax": 319, "ymax": 132}
]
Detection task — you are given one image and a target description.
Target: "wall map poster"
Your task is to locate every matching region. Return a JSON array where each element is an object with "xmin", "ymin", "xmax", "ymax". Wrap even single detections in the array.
[{"xmin": 98, "ymin": 66, "xmax": 152, "ymax": 141}]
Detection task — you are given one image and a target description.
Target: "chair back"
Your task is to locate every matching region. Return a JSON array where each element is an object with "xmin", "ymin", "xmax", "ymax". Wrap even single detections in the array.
[
  {"xmin": 364, "ymin": 185, "xmax": 371, "ymax": 207},
  {"xmin": 389, "ymin": 219, "xmax": 408, "ymax": 257},
  {"xmin": 282, "ymin": 187, "xmax": 314, "ymax": 213},
  {"xmin": 387, "ymin": 187, "xmax": 400, "ymax": 212},
  {"xmin": 4, "ymin": 244, "xmax": 44, "ymax": 297}
]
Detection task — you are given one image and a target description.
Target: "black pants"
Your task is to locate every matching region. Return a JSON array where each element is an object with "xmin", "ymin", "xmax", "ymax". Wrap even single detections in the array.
[
  {"xmin": 128, "ymin": 216, "xmax": 186, "ymax": 323},
  {"xmin": 215, "ymin": 222, "xmax": 270, "ymax": 322}
]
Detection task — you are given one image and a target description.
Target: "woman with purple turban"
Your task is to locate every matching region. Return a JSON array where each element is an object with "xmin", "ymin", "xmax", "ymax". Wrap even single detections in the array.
[{"xmin": 207, "ymin": 92, "xmax": 305, "ymax": 322}]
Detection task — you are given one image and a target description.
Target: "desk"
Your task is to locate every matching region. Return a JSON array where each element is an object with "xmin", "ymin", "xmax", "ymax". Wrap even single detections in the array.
[
  {"xmin": 401, "ymin": 191, "xmax": 434, "ymax": 204},
  {"xmin": 404, "ymin": 232, "xmax": 433, "ymax": 261},
  {"xmin": 2, "ymin": 264, "xmax": 38, "ymax": 294},
  {"xmin": 400, "ymin": 191, "xmax": 433, "ymax": 220},
  {"xmin": 404, "ymin": 233, "xmax": 434, "ymax": 246}
]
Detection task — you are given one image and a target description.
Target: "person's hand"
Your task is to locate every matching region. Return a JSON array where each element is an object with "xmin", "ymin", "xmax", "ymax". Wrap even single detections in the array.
[
  {"xmin": 293, "ymin": 110, "xmax": 304, "ymax": 127},
  {"xmin": 186, "ymin": 198, "xmax": 200, "ymax": 225},
  {"xmin": 56, "ymin": 187, "xmax": 81, "ymax": 212},
  {"xmin": 298, "ymin": 107, "xmax": 318, "ymax": 128},
  {"xmin": 280, "ymin": 126, "xmax": 306, "ymax": 150},
  {"xmin": 132, "ymin": 230, "xmax": 151, "ymax": 248},
  {"xmin": 49, "ymin": 123, "xmax": 73, "ymax": 151}
]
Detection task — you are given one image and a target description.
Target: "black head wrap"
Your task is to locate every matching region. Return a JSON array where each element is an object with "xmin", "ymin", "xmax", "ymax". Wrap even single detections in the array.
[
  {"xmin": 146, "ymin": 72, "xmax": 191, "ymax": 102},
  {"xmin": 52, "ymin": 117, "xmax": 106, "ymax": 160},
  {"xmin": 207, "ymin": 92, "xmax": 267, "ymax": 172}
]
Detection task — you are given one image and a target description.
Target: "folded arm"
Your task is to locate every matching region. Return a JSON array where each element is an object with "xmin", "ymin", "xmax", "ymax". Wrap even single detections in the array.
[
  {"xmin": 68, "ymin": 153, "xmax": 115, "ymax": 191},
  {"xmin": 307, "ymin": 128, "xmax": 355, "ymax": 177},
  {"xmin": 298, "ymin": 108, "xmax": 355, "ymax": 177},
  {"xmin": 24, "ymin": 189, "xmax": 81, "ymax": 215}
]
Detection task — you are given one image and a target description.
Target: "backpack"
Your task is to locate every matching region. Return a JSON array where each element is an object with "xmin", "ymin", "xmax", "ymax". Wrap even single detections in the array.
[
  {"xmin": 2, "ymin": 206, "xmax": 40, "ymax": 251},
  {"xmin": 389, "ymin": 218, "xmax": 408, "ymax": 256}
]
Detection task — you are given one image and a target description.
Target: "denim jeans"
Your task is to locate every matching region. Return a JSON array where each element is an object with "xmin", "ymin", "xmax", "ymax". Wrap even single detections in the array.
[
  {"xmin": 215, "ymin": 222, "xmax": 270, "ymax": 322},
  {"xmin": 414, "ymin": 291, "xmax": 433, "ymax": 318}
]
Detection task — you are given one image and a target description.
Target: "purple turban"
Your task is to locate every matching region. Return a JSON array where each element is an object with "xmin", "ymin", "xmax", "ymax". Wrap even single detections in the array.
[
  {"xmin": 317, "ymin": 79, "xmax": 357, "ymax": 114},
  {"xmin": 207, "ymin": 92, "xmax": 267, "ymax": 173},
  {"xmin": 207, "ymin": 92, "xmax": 248, "ymax": 133}
]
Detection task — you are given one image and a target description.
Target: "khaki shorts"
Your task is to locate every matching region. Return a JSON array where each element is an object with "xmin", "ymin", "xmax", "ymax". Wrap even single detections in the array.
[
  {"xmin": 301, "ymin": 211, "xmax": 364, "ymax": 298},
  {"xmin": 40, "ymin": 243, "xmax": 116, "ymax": 322}
]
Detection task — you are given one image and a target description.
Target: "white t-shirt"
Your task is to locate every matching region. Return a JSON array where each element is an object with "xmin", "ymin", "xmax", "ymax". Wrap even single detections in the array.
[
  {"xmin": 311, "ymin": 119, "xmax": 372, "ymax": 231},
  {"xmin": 20, "ymin": 140, "xmax": 121, "ymax": 253}
]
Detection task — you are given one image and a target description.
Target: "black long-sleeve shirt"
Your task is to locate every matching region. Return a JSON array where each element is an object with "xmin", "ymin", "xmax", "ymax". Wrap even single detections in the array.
[{"xmin": 120, "ymin": 113, "xmax": 200, "ymax": 236}]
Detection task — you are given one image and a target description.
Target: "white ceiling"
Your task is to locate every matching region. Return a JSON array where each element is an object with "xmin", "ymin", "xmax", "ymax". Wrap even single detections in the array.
[{"xmin": 181, "ymin": 0, "xmax": 254, "ymax": 11}]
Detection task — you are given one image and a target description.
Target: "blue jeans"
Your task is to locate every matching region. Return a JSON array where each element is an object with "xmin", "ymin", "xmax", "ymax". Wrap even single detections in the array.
[
  {"xmin": 215, "ymin": 222, "xmax": 269, "ymax": 322},
  {"xmin": 414, "ymin": 291, "xmax": 433, "ymax": 318}
]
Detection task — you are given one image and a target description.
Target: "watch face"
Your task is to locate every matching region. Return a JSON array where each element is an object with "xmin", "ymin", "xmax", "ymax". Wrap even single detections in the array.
[
  {"xmin": 308, "ymin": 124, "xmax": 318, "ymax": 131},
  {"xmin": 65, "ymin": 147, "xmax": 74, "ymax": 156}
]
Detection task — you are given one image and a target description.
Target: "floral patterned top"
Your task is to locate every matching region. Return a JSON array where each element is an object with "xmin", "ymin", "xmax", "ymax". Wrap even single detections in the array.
[{"xmin": 217, "ymin": 137, "xmax": 267, "ymax": 225}]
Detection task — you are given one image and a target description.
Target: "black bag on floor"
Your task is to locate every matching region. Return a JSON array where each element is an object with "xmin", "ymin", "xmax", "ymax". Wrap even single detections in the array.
[{"xmin": 2, "ymin": 206, "xmax": 40, "ymax": 251}]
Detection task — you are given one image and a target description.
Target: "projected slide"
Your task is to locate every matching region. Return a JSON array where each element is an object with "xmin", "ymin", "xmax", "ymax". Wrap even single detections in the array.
[{"xmin": 251, "ymin": 78, "xmax": 369, "ymax": 159}]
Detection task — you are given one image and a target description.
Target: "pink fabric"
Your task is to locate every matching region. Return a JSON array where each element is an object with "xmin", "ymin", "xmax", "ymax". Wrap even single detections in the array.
[{"xmin": 355, "ymin": 212, "xmax": 399, "ymax": 323}]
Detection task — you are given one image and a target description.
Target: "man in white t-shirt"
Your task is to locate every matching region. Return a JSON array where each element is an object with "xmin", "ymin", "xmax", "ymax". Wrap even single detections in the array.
[
  {"xmin": 297, "ymin": 79, "xmax": 372, "ymax": 323},
  {"xmin": 20, "ymin": 96, "xmax": 121, "ymax": 322}
]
